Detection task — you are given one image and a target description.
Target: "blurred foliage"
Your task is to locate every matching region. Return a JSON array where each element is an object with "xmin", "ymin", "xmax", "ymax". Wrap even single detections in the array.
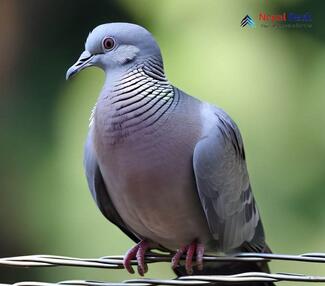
[{"xmin": 1, "ymin": 0, "xmax": 325, "ymax": 284}]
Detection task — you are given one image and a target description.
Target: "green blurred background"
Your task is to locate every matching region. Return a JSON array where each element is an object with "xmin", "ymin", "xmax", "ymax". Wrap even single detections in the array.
[{"xmin": 1, "ymin": 0, "xmax": 325, "ymax": 284}]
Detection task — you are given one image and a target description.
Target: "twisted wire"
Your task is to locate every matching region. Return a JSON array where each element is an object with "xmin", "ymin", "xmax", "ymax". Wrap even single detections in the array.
[{"xmin": 1, "ymin": 252, "xmax": 325, "ymax": 285}]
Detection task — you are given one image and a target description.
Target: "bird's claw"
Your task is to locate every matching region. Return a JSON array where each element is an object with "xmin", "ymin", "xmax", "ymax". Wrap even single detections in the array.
[
  {"xmin": 123, "ymin": 240, "xmax": 155, "ymax": 276},
  {"xmin": 171, "ymin": 241, "xmax": 205, "ymax": 274},
  {"xmin": 124, "ymin": 240, "xmax": 205, "ymax": 275}
]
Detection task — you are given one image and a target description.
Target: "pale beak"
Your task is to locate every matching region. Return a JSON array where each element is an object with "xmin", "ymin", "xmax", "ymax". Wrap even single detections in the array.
[{"xmin": 66, "ymin": 50, "xmax": 94, "ymax": 80}]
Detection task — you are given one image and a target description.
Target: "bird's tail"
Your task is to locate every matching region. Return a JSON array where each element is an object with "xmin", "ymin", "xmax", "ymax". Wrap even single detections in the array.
[{"xmin": 173, "ymin": 244, "xmax": 274, "ymax": 286}]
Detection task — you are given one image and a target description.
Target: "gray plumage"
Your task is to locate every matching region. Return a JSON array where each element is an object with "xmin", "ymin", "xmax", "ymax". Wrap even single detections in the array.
[{"xmin": 66, "ymin": 23, "xmax": 271, "ymax": 280}]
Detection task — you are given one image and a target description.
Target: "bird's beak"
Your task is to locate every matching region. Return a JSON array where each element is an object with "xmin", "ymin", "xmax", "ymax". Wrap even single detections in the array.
[{"xmin": 66, "ymin": 50, "xmax": 94, "ymax": 80}]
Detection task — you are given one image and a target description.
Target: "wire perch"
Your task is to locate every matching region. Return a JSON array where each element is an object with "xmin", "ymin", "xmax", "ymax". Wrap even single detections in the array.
[{"xmin": 1, "ymin": 252, "xmax": 325, "ymax": 285}]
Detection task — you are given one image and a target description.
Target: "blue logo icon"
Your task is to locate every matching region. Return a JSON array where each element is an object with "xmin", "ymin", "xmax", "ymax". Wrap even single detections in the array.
[{"xmin": 241, "ymin": 15, "xmax": 255, "ymax": 27}]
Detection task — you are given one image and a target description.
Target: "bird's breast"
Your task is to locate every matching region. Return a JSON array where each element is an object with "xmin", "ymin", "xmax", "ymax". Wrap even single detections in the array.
[
  {"xmin": 102, "ymin": 143, "xmax": 210, "ymax": 249},
  {"xmin": 93, "ymin": 104, "xmax": 212, "ymax": 249}
]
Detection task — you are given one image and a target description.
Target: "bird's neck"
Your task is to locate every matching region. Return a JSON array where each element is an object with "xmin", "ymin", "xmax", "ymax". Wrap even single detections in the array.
[{"xmin": 92, "ymin": 57, "xmax": 177, "ymax": 143}]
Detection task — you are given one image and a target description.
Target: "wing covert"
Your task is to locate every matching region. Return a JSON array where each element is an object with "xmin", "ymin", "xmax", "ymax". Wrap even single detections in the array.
[{"xmin": 193, "ymin": 108, "xmax": 264, "ymax": 251}]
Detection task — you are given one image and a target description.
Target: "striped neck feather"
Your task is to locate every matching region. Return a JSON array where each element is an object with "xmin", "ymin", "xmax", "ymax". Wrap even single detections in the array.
[{"xmin": 90, "ymin": 57, "xmax": 176, "ymax": 140}]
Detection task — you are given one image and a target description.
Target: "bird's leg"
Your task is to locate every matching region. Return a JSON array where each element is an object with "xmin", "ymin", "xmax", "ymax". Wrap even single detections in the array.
[
  {"xmin": 195, "ymin": 243, "xmax": 205, "ymax": 271},
  {"xmin": 171, "ymin": 245, "xmax": 187, "ymax": 270},
  {"xmin": 171, "ymin": 240, "xmax": 205, "ymax": 274},
  {"xmin": 185, "ymin": 241, "xmax": 196, "ymax": 274},
  {"xmin": 123, "ymin": 240, "xmax": 156, "ymax": 276}
]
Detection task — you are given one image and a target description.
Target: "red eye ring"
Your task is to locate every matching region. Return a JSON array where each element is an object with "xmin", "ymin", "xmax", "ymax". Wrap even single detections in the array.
[{"xmin": 103, "ymin": 37, "xmax": 115, "ymax": 50}]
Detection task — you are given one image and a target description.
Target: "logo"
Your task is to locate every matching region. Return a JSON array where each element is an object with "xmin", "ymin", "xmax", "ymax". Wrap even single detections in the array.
[
  {"xmin": 240, "ymin": 15, "xmax": 255, "ymax": 28},
  {"xmin": 259, "ymin": 12, "xmax": 312, "ymax": 22},
  {"xmin": 259, "ymin": 12, "xmax": 312, "ymax": 29},
  {"xmin": 240, "ymin": 12, "xmax": 312, "ymax": 30}
]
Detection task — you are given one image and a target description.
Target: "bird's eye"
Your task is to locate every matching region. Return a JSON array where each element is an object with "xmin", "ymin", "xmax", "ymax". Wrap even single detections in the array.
[{"xmin": 103, "ymin": 37, "xmax": 115, "ymax": 50}]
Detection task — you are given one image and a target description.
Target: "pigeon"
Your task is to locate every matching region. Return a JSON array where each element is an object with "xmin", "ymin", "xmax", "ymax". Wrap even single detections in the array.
[{"xmin": 66, "ymin": 22, "xmax": 272, "ymax": 281}]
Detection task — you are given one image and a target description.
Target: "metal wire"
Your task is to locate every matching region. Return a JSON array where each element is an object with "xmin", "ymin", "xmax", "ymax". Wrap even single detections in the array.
[
  {"xmin": 1, "ymin": 252, "xmax": 325, "ymax": 285},
  {"xmin": 2, "ymin": 252, "xmax": 325, "ymax": 268}
]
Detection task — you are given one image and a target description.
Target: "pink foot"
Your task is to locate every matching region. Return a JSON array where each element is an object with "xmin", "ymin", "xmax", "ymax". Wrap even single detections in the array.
[
  {"xmin": 123, "ymin": 240, "xmax": 155, "ymax": 276},
  {"xmin": 171, "ymin": 241, "xmax": 205, "ymax": 274}
]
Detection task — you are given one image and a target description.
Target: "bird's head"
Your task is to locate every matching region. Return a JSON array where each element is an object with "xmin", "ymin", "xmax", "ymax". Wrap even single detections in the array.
[{"xmin": 66, "ymin": 22, "xmax": 162, "ymax": 80}]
